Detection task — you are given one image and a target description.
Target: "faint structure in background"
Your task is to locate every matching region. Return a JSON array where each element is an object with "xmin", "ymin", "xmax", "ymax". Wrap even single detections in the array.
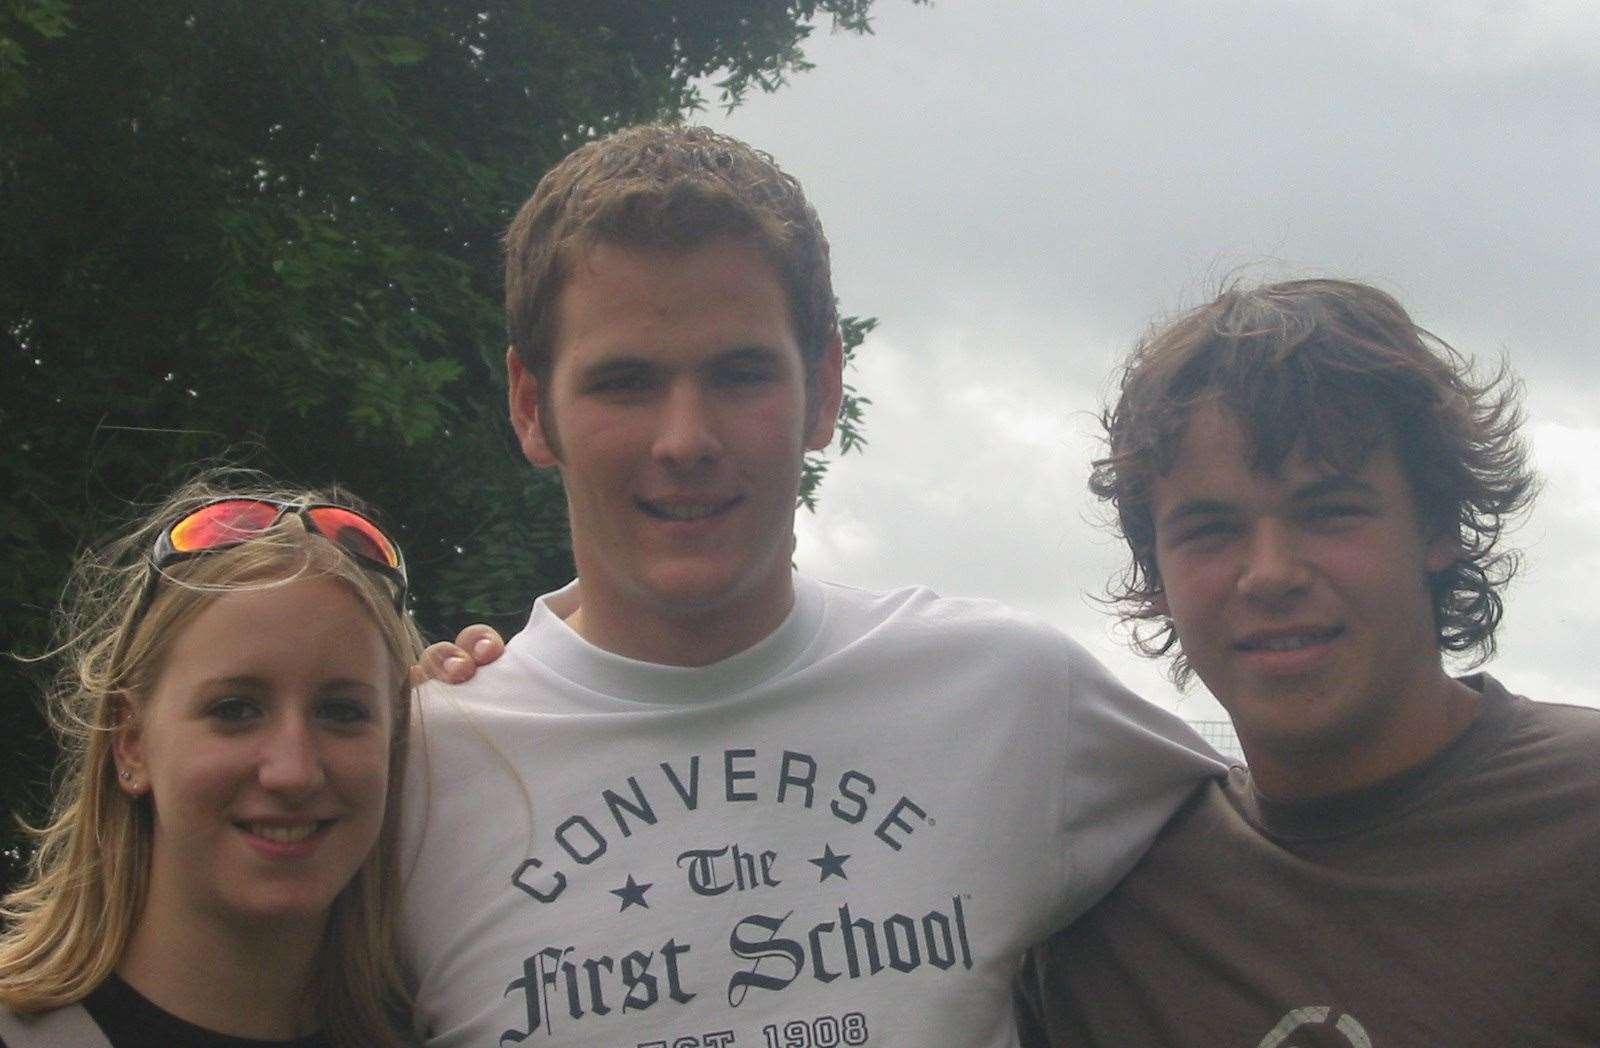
[{"xmin": 1186, "ymin": 720, "xmax": 1245, "ymax": 764}]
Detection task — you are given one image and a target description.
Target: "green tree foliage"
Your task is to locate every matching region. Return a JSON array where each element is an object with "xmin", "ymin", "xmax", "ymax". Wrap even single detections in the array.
[{"xmin": 0, "ymin": 0, "xmax": 895, "ymax": 888}]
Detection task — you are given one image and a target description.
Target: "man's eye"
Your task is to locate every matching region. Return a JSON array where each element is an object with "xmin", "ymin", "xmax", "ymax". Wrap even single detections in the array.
[
  {"xmin": 1177, "ymin": 521, "xmax": 1235, "ymax": 544},
  {"xmin": 590, "ymin": 376, "xmax": 646, "ymax": 394},
  {"xmin": 716, "ymin": 365, "xmax": 775, "ymax": 386},
  {"xmin": 586, "ymin": 369, "xmax": 656, "ymax": 395},
  {"xmin": 1307, "ymin": 503, "xmax": 1366, "ymax": 523}
]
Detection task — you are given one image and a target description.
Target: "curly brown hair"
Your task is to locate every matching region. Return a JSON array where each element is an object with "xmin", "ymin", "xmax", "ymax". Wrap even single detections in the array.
[
  {"xmin": 504, "ymin": 123, "xmax": 837, "ymax": 391},
  {"xmin": 1091, "ymin": 278, "xmax": 1537, "ymax": 686}
]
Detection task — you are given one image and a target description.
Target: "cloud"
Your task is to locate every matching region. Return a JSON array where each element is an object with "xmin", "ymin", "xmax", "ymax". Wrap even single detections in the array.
[
  {"xmin": 1492, "ymin": 422, "xmax": 1600, "ymax": 707},
  {"xmin": 1335, "ymin": 0, "xmax": 1600, "ymax": 74},
  {"xmin": 715, "ymin": 0, "xmax": 1600, "ymax": 710}
]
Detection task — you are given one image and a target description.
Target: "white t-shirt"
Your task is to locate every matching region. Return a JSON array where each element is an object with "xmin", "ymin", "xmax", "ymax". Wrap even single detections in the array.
[{"xmin": 400, "ymin": 575, "xmax": 1224, "ymax": 1047}]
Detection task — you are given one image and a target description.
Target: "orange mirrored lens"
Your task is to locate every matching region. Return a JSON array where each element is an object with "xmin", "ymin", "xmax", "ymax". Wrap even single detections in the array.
[
  {"xmin": 304, "ymin": 507, "xmax": 400, "ymax": 568},
  {"xmin": 166, "ymin": 500, "xmax": 283, "ymax": 552}
]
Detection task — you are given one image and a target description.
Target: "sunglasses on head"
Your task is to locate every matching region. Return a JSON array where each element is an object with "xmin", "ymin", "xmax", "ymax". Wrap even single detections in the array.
[{"xmin": 147, "ymin": 497, "xmax": 408, "ymax": 610}]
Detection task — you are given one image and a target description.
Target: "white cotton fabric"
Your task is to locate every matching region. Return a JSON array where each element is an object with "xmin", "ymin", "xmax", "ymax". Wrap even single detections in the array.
[{"xmin": 399, "ymin": 574, "xmax": 1224, "ymax": 1047}]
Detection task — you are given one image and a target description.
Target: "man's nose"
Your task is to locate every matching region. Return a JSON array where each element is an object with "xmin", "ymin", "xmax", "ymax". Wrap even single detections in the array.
[
  {"xmin": 1236, "ymin": 522, "xmax": 1311, "ymax": 604},
  {"xmin": 652, "ymin": 383, "xmax": 723, "ymax": 468}
]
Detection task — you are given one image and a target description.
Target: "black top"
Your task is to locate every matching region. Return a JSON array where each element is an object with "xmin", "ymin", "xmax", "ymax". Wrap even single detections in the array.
[{"xmin": 1, "ymin": 973, "xmax": 329, "ymax": 1048}]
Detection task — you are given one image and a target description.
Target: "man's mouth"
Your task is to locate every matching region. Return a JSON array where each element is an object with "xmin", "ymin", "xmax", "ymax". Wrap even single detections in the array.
[
  {"xmin": 638, "ymin": 497, "xmax": 741, "ymax": 521},
  {"xmin": 1235, "ymin": 626, "xmax": 1344, "ymax": 652}
]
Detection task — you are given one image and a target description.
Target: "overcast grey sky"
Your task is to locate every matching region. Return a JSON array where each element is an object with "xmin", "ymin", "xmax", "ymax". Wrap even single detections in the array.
[{"xmin": 699, "ymin": 0, "xmax": 1600, "ymax": 721}]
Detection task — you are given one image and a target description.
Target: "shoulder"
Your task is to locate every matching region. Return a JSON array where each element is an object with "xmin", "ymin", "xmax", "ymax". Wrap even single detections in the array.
[
  {"xmin": 0, "ymin": 999, "xmax": 110, "ymax": 1048},
  {"xmin": 411, "ymin": 603, "xmax": 561, "ymax": 721},
  {"xmin": 806, "ymin": 578, "xmax": 1185, "ymax": 741},
  {"xmin": 1497, "ymin": 688, "xmax": 1600, "ymax": 776},
  {"xmin": 1508, "ymin": 693, "xmax": 1600, "ymax": 737},
  {"xmin": 813, "ymin": 577, "xmax": 1091, "ymax": 662},
  {"xmin": 1412, "ymin": 677, "xmax": 1600, "ymax": 841},
  {"xmin": 1482, "ymin": 674, "xmax": 1600, "ymax": 743}
]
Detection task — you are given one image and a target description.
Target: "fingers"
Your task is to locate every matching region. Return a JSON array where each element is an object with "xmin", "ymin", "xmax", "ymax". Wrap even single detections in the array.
[
  {"xmin": 406, "ymin": 624, "xmax": 508, "ymax": 687},
  {"xmin": 456, "ymin": 624, "xmax": 506, "ymax": 666},
  {"xmin": 411, "ymin": 641, "xmax": 476, "ymax": 686}
]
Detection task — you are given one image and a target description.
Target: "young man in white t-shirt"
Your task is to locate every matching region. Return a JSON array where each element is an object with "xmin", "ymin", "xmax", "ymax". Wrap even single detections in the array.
[{"xmin": 401, "ymin": 124, "xmax": 1223, "ymax": 1047}]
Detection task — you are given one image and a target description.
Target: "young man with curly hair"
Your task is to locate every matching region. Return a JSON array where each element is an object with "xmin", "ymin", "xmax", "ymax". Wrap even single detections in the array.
[{"xmin": 1017, "ymin": 279, "xmax": 1600, "ymax": 1047}]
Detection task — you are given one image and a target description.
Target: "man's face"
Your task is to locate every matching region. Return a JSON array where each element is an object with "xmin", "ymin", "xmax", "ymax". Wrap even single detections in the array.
[
  {"xmin": 507, "ymin": 235, "xmax": 841, "ymax": 661},
  {"xmin": 1149, "ymin": 403, "xmax": 1458, "ymax": 796}
]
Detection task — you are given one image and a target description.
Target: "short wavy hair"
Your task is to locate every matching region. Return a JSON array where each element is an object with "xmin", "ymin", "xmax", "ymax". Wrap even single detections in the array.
[
  {"xmin": 1091, "ymin": 278, "xmax": 1537, "ymax": 686},
  {"xmin": 504, "ymin": 123, "xmax": 837, "ymax": 388}
]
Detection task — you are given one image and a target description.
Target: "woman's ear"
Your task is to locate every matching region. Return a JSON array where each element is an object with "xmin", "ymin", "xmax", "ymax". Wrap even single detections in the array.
[{"xmin": 110, "ymin": 695, "xmax": 149, "ymax": 796}]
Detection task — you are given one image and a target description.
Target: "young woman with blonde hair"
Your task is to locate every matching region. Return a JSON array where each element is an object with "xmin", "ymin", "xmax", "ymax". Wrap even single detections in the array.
[{"xmin": 0, "ymin": 472, "xmax": 422, "ymax": 1047}]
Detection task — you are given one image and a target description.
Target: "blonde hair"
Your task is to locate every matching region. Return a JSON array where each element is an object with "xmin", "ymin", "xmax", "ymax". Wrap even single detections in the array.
[{"xmin": 0, "ymin": 471, "xmax": 422, "ymax": 1047}]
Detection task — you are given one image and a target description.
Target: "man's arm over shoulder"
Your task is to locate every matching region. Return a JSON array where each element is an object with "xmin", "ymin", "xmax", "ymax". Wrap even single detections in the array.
[{"xmin": 1048, "ymin": 630, "xmax": 1228, "ymax": 925}]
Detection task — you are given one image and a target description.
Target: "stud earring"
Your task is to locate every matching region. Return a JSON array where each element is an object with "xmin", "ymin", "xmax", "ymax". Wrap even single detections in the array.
[{"xmin": 120, "ymin": 770, "xmax": 133, "ymax": 782}]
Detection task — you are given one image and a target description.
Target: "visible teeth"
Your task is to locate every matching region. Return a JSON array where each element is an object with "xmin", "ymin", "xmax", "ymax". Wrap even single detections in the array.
[
  {"xmin": 249, "ymin": 823, "xmax": 317, "ymax": 843},
  {"xmin": 651, "ymin": 503, "xmax": 724, "ymax": 520}
]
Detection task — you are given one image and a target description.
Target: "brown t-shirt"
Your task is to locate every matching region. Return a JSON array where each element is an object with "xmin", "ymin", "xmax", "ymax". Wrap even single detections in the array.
[{"xmin": 1018, "ymin": 675, "xmax": 1600, "ymax": 1047}]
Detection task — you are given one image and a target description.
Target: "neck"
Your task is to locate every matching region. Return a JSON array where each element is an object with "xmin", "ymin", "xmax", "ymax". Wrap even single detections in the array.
[
  {"xmin": 1245, "ymin": 671, "xmax": 1483, "ymax": 802},
  {"xmin": 563, "ymin": 579, "xmax": 795, "ymax": 667},
  {"xmin": 119, "ymin": 889, "xmax": 325, "ymax": 1039}
]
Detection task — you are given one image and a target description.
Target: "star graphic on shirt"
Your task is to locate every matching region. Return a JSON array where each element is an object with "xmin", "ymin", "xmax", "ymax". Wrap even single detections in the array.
[
  {"xmin": 809, "ymin": 844, "xmax": 851, "ymax": 882},
  {"xmin": 610, "ymin": 874, "xmax": 653, "ymax": 911}
]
